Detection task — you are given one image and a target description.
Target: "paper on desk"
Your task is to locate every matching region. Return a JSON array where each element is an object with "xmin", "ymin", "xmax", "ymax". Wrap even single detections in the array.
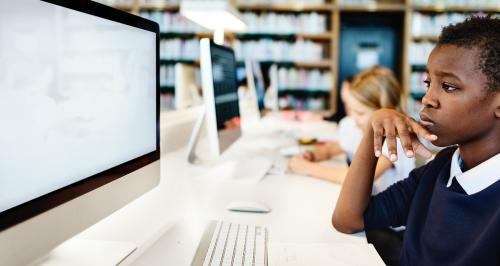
[{"xmin": 268, "ymin": 243, "xmax": 385, "ymax": 266}]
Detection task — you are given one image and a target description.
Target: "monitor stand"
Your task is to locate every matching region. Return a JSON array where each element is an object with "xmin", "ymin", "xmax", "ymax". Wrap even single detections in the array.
[
  {"xmin": 186, "ymin": 107, "xmax": 272, "ymax": 183},
  {"xmin": 186, "ymin": 106, "xmax": 207, "ymax": 164},
  {"xmin": 32, "ymin": 239, "xmax": 136, "ymax": 266}
]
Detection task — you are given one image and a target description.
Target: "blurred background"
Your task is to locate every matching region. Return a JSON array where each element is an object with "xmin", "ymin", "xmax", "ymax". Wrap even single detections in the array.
[{"xmin": 94, "ymin": 0, "xmax": 499, "ymax": 120}]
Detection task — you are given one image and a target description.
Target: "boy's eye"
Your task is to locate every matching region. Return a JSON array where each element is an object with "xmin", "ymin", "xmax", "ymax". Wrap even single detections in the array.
[{"xmin": 441, "ymin": 82, "xmax": 458, "ymax": 92}]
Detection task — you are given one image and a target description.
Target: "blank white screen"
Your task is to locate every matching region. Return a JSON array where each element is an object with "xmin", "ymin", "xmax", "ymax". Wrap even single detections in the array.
[{"xmin": 0, "ymin": 0, "xmax": 157, "ymax": 213}]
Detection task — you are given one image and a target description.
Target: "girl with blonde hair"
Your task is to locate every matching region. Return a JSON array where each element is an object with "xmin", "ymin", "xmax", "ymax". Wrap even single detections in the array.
[{"xmin": 288, "ymin": 66, "xmax": 414, "ymax": 194}]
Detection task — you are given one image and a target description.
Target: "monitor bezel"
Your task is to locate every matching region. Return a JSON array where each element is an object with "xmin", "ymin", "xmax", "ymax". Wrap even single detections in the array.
[{"xmin": 0, "ymin": 0, "xmax": 160, "ymax": 232}]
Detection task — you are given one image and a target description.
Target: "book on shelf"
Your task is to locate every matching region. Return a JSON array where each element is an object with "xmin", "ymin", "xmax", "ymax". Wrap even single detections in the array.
[
  {"xmin": 233, "ymin": 39, "xmax": 324, "ymax": 62},
  {"xmin": 409, "ymin": 71, "xmax": 427, "ymax": 99},
  {"xmin": 160, "ymin": 65, "xmax": 175, "ymax": 88},
  {"xmin": 412, "ymin": 0, "xmax": 498, "ymax": 8},
  {"xmin": 278, "ymin": 95, "xmax": 327, "ymax": 111},
  {"xmin": 409, "ymin": 42, "xmax": 434, "ymax": 65},
  {"xmin": 131, "ymin": 0, "xmax": 333, "ymax": 110},
  {"xmin": 160, "ymin": 38, "xmax": 199, "ymax": 60},
  {"xmin": 277, "ymin": 68, "xmax": 331, "ymax": 91},
  {"xmin": 241, "ymin": 12, "xmax": 327, "ymax": 34},
  {"xmin": 412, "ymin": 12, "xmax": 479, "ymax": 38}
]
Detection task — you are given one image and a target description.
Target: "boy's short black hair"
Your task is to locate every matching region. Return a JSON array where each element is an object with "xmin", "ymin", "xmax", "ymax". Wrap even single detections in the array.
[{"xmin": 437, "ymin": 16, "xmax": 500, "ymax": 92}]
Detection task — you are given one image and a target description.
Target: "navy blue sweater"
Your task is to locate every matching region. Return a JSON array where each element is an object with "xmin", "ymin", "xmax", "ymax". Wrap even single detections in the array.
[{"xmin": 364, "ymin": 147, "xmax": 500, "ymax": 266}]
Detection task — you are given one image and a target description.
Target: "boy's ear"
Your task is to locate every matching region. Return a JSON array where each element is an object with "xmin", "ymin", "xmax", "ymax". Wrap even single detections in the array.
[{"xmin": 495, "ymin": 94, "xmax": 500, "ymax": 119}]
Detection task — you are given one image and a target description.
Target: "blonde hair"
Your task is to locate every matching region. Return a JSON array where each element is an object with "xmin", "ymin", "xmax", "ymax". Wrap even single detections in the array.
[{"xmin": 348, "ymin": 66, "xmax": 407, "ymax": 113}]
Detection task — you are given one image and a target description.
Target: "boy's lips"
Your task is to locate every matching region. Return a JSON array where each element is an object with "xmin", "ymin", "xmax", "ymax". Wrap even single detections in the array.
[{"xmin": 419, "ymin": 113, "xmax": 435, "ymax": 129}]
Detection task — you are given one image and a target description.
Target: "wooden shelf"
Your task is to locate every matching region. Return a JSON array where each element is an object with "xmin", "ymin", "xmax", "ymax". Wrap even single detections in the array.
[
  {"xmin": 235, "ymin": 32, "xmax": 332, "ymax": 41},
  {"xmin": 160, "ymin": 85, "xmax": 175, "ymax": 93},
  {"xmin": 294, "ymin": 60, "xmax": 332, "ymax": 68},
  {"xmin": 135, "ymin": 3, "xmax": 499, "ymax": 13},
  {"xmin": 160, "ymin": 59, "xmax": 199, "ymax": 65},
  {"xmin": 159, "ymin": 59, "xmax": 331, "ymax": 69},
  {"xmin": 112, "ymin": 3, "xmax": 134, "ymax": 11},
  {"xmin": 118, "ymin": 1, "xmax": 494, "ymax": 112},
  {"xmin": 248, "ymin": 60, "xmax": 332, "ymax": 69},
  {"xmin": 411, "ymin": 64, "xmax": 427, "ymax": 71},
  {"xmin": 412, "ymin": 35, "xmax": 439, "ymax": 42},
  {"xmin": 339, "ymin": 3, "xmax": 406, "ymax": 12},
  {"xmin": 160, "ymin": 32, "xmax": 213, "ymax": 39},
  {"xmin": 139, "ymin": 3, "xmax": 179, "ymax": 12},
  {"xmin": 413, "ymin": 5, "xmax": 500, "ymax": 13},
  {"xmin": 297, "ymin": 33, "xmax": 332, "ymax": 40},
  {"xmin": 159, "ymin": 32, "xmax": 331, "ymax": 41},
  {"xmin": 278, "ymin": 89, "xmax": 331, "ymax": 95},
  {"xmin": 138, "ymin": 2, "xmax": 336, "ymax": 12},
  {"xmin": 237, "ymin": 3, "xmax": 333, "ymax": 12}
]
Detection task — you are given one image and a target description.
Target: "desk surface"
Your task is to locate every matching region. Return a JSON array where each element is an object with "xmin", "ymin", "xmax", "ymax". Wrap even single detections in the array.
[{"xmin": 125, "ymin": 113, "xmax": 367, "ymax": 265}]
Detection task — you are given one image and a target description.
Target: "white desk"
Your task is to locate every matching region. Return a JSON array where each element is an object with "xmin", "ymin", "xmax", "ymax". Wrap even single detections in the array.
[{"xmin": 124, "ymin": 113, "xmax": 367, "ymax": 265}]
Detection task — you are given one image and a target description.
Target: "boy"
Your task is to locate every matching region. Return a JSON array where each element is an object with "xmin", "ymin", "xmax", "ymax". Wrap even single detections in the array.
[{"xmin": 332, "ymin": 16, "xmax": 499, "ymax": 265}]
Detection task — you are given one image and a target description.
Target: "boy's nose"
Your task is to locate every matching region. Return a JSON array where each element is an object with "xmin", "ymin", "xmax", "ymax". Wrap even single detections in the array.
[{"xmin": 421, "ymin": 87, "xmax": 439, "ymax": 109}]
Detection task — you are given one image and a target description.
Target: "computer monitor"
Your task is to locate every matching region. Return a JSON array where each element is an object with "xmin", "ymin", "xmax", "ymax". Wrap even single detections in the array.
[
  {"xmin": 265, "ymin": 63, "xmax": 280, "ymax": 111},
  {"xmin": 0, "ymin": 1, "xmax": 160, "ymax": 265},
  {"xmin": 186, "ymin": 38, "xmax": 241, "ymax": 163},
  {"xmin": 243, "ymin": 60, "xmax": 266, "ymax": 112}
]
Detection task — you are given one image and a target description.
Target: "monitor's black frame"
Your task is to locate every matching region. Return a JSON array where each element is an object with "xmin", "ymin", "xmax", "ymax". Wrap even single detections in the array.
[
  {"xmin": 208, "ymin": 40, "xmax": 241, "ymax": 130},
  {"xmin": 0, "ymin": 0, "xmax": 160, "ymax": 232}
]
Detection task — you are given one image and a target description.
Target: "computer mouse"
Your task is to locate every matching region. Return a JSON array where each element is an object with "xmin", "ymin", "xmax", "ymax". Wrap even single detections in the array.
[{"xmin": 226, "ymin": 200, "xmax": 271, "ymax": 213}]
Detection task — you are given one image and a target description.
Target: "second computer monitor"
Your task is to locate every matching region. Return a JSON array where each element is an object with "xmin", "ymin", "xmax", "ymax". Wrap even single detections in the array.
[{"xmin": 200, "ymin": 38, "xmax": 241, "ymax": 156}]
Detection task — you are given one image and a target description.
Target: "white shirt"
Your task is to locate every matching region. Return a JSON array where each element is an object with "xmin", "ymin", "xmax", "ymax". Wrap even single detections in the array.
[
  {"xmin": 337, "ymin": 116, "xmax": 363, "ymax": 161},
  {"xmin": 337, "ymin": 116, "xmax": 415, "ymax": 195},
  {"xmin": 446, "ymin": 149, "xmax": 500, "ymax": 195}
]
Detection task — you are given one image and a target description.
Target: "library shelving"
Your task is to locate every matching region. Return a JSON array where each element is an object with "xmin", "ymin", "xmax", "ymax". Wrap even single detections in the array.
[
  {"xmin": 407, "ymin": 2, "xmax": 499, "ymax": 118},
  {"xmin": 237, "ymin": 3, "xmax": 334, "ymax": 12},
  {"xmin": 127, "ymin": 0, "xmax": 337, "ymax": 111},
  {"xmin": 339, "ymin": 2, "xmax": 406, "ymax": 12},
  {"xmin": 103, "ymin": 0, "xmax": 500, "ymax": 113}
]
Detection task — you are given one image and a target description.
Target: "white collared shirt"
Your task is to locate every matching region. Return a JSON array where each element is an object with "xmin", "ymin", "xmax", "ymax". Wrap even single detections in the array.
[{"xmin": 446, "ymin": 149, "xmax": 500, "ymax": 195}]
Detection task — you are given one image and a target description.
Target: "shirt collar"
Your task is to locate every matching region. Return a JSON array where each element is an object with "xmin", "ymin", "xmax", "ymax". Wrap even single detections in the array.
[{"xmin": 447, "ymin": 148, "xmax": 500, "ymax": 195}]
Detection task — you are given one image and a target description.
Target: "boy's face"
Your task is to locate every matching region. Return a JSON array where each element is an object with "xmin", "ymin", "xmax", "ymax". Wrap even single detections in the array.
[{"xmin": 420, "ymin": 45, "xmax": 498, "ymax": 147}]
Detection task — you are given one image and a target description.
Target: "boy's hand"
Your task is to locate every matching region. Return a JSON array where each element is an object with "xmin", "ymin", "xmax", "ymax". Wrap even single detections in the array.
[{"xmin": 369, "ymin": 109, "xmax": 437, "ymax": 162}]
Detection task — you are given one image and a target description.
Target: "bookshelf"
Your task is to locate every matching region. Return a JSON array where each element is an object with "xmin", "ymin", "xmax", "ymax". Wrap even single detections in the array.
[
  {"xmin": 339, "ymin": 3, "xmax": 406, "ymax": 12},
  {"xmin": 407, "ymin": 1, "xmax": 499, "ymax": 117},
  {"xmin": 236, "ymin": 3, "xmax": 334, "ymax": 12},
  {"xmin": 104, "ymin": 0, "xmax": 499, "ymax": 112}
]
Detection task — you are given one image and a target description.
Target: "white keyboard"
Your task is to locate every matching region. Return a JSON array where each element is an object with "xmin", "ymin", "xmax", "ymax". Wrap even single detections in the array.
[{"xmin": 191, "ymin": 221, "xmax": 268, "ymax": 266}]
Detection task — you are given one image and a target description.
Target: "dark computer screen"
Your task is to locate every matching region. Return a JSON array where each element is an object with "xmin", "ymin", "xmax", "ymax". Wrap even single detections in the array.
[{"xmin": 209, "ymin": 42, "xmax": 240, "ymax": 131}]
